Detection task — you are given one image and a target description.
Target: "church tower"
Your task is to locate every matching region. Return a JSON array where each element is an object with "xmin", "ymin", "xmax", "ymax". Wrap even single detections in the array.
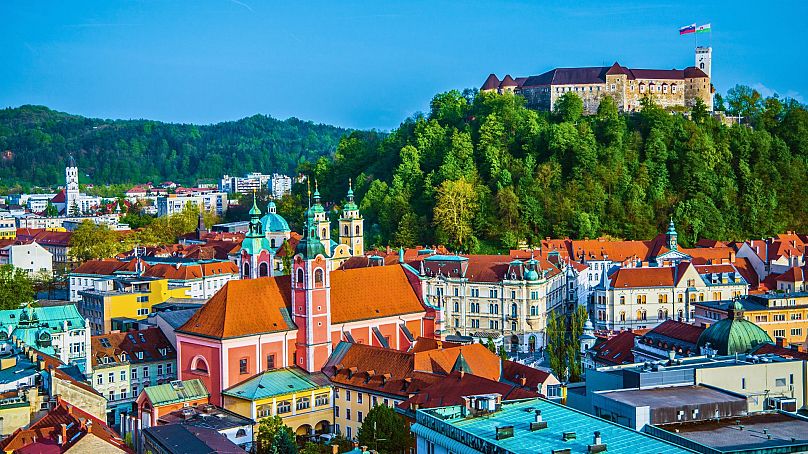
[
  {"xmin": 239, "ymin": 194, "xmax": 272, "ymax": 279},
  {"xmin": 292, "ymin": 184, "xmax": 332, "ymax": 373},
  {"xmin": 65, "ymin": 155, "xmax": 80, "ymax": 215},
  {"xmin": 666, "ymin": 218, "xmax": 678, "ymax": 252},
  {"xmin": 338, "ymin": 179, "xmax": 364, "ymax": 257},
  {"xmin": 311, "ymin": 181, "xmax": 331, "ymax": 253}
]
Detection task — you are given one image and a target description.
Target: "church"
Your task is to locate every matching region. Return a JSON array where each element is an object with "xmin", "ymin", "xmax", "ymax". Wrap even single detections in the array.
[{"xmin": 177, "ymin": 184, "xmax": 438, "ymax": 404}]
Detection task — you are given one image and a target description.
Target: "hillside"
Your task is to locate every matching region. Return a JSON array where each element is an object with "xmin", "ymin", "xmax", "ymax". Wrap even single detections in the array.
[
  {"xmin": 0, "ymin": 105, "xmax": 351, "ymax": 187},
  {"xmin": 311, "ymin": 87, "xmax": 808, "ymax": 250}
]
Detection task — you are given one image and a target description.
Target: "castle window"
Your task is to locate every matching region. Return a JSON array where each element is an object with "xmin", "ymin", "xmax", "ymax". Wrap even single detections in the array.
[
  {"xmin": 259, "ymin": 262, "xmax": 269, "ymax": 277},
  {"xmin": 344, "ymin": 225, "xmax": 349, "ymax": 236},
  {"xmin": 321, "ymin": 228, "xmax": 327, "ymax": 238},
  {"xmin": 355, "ymin": 225, "xmax": 360, "ymax": 235},
  {"xmin": 314, "ymin": 268, "xmax": 324, "ymax": 284},
  {"xmin": 671, "ymin": 84, "xmax": 677, "ymax": 93},
  {"xmin": 296, "ymin": 268, "xmax": 304, "ymax": 284}
]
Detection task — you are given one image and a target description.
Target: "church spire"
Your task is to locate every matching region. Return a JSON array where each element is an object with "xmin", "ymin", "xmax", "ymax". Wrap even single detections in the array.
[{"xmin": 666, "ymin": 217, "xmax": 678, "ymax": 251}]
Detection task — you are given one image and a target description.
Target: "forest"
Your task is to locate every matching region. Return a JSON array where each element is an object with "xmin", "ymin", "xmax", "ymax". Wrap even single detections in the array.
[
  {"xmin": 307, "ymin": 86, "xmax": 808, "ymax": 251},
  {"xmin": 0, "ymin": 105, "xmax": 349, "ymax": 189}
]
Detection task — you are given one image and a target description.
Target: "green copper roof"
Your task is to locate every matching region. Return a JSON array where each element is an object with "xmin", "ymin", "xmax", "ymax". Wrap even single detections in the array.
[
  {"xmin": 222, "ymin": 368, "xmax": 328, "ymax": 401},
  {"xmin": 249, "ymin": 196, "xmax": 261, "ymax": 216},
  {"xmin": 241, "ymin": 235, "xmax": 272, "ymax": 256},
  {"xmin": 143, "ymin": 379, "xmax": 209, "ymax": 406},
  {"xmin": 697, "ymin": 301, "xmax": 772, "ymax": 355},
  {"xmin": 295, "ymin": 207, "xmax": 327, "ymax": 259},
  {"xmin": 451, "ymin": 351, "xmax": 473, "ymax": 375},
  {"xmin": 260, "ymin": 203, "xmax": 291, "ymax": 233},
  {"xmin": 667, "ymin": 219, "xmax": 677, "ymax": 235}
]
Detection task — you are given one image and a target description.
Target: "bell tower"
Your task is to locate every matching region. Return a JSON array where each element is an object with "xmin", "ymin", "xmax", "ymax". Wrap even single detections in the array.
[
  {"xmin": 291, "ymin": 182, "xmax": 332, "ymax": 372},
  {"xmin": 339, "ymin": 179, "xmax": 364, "ymax": 257},
  {"xmin": 666, "ymin": 218, "xmax": 678, "ymax": 252},
  {"xmin": 65, "ymin": 155, "xmax": 80, "ymax": 215},
  {"xmin": 311, "ymin": 181, "xmax": 331, "ymax": 253},
  {"xmin": 240, "ymin": 192, "xmax": 271, "ymax": 279}
]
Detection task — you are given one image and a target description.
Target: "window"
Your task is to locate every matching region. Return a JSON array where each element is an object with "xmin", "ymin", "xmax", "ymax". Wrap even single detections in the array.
[
  {"xmin": 120, "ymin": 370, "xmax": 126, "ymax": 381},
  {"xmin": 132, "ymin": 385, "xmax": 138, "ymax": 397},
  {"xmin": 775, "ymin": 378, "xmax": 787, "ymax": 387},
  {"xmin": 335, "ymin": 406, "xmax": 340, "ymax": 418},
  {"xmin": 267, "ymin": 354, "xmax": 276, "ymax": 370},
  {"xmin": 619, "ymin": 311, "xmax": 626, "ymax": 322},
  {"xmin": 619, "ymin": 296, "xmax": 625, "ymax": 305},
  {"xmin": 314, "ymin": 268, "xmax": 324, "ymax": 284},
  {"xmin": 315, "ymin": 393, "xmax": 329, "ymax": 406},
  {"xmin": 120, "ymin": 388, "xmax": 127, "ymax": 400},
  {"xmin": 236, "ymin": 429, "xmax": 247, "ymax": 438},
  {"xmin": 108, "ymin": 372, "xmax": 115, "ymax": 383},
  {"xmin": 453, "ymin": 302, "xmax": 459, "ymax": 312},
  {"xmin": 636, "ymin": 294, "xmax": 647, "ymax": 305},
  {"xmin": 239, "ymin": 358, "xmax": 249, "ymax": 374},
  {"xmin": 109, "ymin": 390, "xmax": 115, "ymax": 401},
  {"xmin": 773, "ymin": 314, "xmax": 786, "ymax": 321},
  {"xmin": 358, "ymin": 411, "xmax": 363, "ymax": 423},
  {"xmin": 143, "ymin": 366, "xmax": 149, "ymax": 377},
  {"xmin": 791, "ymin": 313, "xmax": 803, "ymax": 320},
  {"xmin": 372, "ymin": 396, "xmax": 378, "ymax": 406},
  {"xmin": 347, "ymin": 427, "xmax": 352, "ymax": 439},
  {"xmin": 277, "ymin": 400, "xmax": 291, "ymax": 414},
  {"xmin": 297, "ymin": 396, "xmax": 311, "ymax": 410},
  {"xmin": 131, "ymin": 369, "xmax": 137, "ymax": 380},
  {"xmin": 96, "ymin": 374, "xmax": 103, "ymax": 385},
  {"xmin": 773, "ymin": 329, "xmax": 786, "ymax": 338},
  {"xmin": 357, "ymin": 392, "xmax": 363, "ymax": 404},
  {"xmin": 755, "ymin": 315, "xmax": 768, "ymax": 323},
  {"xmin": 296, "ymin": 268, "xmax": 304, "ymax": 284},
  {"xmin": 791, "ymin": 328, "xmax": 802, "ymax": 337},
  {"xmin": 658, "ymin": 294, "xmax": 668, "ymax": 304},
  {"xmin": 166, "ymin": 363, "xmax": 172, "ymax": 375},
  {"xmin": 741, "ymin": 378, "xmax": 746, "ymax": 389},
  {"xmin": 346, "ymin": 408, "xmax": 351, "ymax": 420},
  {"xmin": 346, "ymin": 390, "xmax": 351, "ymax": 401}
]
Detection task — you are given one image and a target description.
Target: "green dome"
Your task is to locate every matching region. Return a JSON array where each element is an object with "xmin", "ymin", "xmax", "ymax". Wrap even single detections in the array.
[
  {"xmin": 525, "ymin": 269, "xmax": 539, "ymax": 281},
  {"xmin": 697, "ymin": 301, "xmax": 772, "ymax": 355},
  {"xmin": 260, "ymin": 202, "xmax": 290, "ymax": 233}
]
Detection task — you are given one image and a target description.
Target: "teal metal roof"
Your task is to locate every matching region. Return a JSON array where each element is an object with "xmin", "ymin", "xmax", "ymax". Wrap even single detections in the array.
[
  {"xmin": 261, "ymin": 202, "xmax": 291, "ymax": 233},
  {"xmin": 143, "ymin": 379, "xmax": 210, "ymax": 406},
  {"xmin": 416, "ymin": 398, "xmax": 694, "ymax": 454},
  {"xmin": 0, "ymin": 305, "xmax": 85, "ymax": 357},
  {"xmin": 222, "ymin": 368, "xmax": 329, "ymax": 401}
]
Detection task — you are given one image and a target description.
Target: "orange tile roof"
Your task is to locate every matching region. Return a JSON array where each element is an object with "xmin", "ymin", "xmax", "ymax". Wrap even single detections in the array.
[
  {"xmin": 91, "ymin": 327, "xmax": 174, "ymax": 367},
  {"xmin": 410, "ymin": 337, "xmax": 461, "ymax": 353},
  {"xmin": 413, "ymin": 343, "xmax": 501, "ymax": 381},
  {"xmin": 775, "ymin": 266, "xmax": 806, "ymax": 283},
  {"xmin": 397, "ymin": 370, "xmax": 538, "ymax": 410},
  {"xmin": 569, "ymin": 237, "xmax": 658, "ymax": 262},
  {"xmin": 591, "ymin": 331, "xmax": 637, "ymax": 365},
  {"xmin": 71, "ymin": 259, "xmax": 129, "ymax": 275},
  {"xmin": 177, "ymin": 276, "xmax": 294, "ymax": 339},
  {"xmin": 329, "ymin": 264, "xmax": 425, "ymax": 324},
  {"xmin": 609, "ymin": 266, "xmax": 676, "ymax": 288},
  {"xmin": 733, "ymin": 258, "xmax": 759, "ymax": 289}
]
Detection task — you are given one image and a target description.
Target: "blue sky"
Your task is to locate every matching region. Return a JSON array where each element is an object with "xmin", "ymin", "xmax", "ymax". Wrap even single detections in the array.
[{"xmin": 1, "ymin": 1, "xmax": 806, "ymax": 130}]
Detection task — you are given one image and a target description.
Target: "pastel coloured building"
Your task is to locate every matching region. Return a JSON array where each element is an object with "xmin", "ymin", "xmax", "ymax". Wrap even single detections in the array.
[{"xmin": 176, "ymin": 199, "xmax": 436, "ymax": 404}]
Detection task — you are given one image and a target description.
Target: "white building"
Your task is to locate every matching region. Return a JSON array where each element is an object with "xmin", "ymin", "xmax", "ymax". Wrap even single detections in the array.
[
  {"xmin": 0, "ymin": 242, "xmax": 53, "ymax": 277},
  {"xmin": 269, "ymin": 173, "xmax": 293, "ymax": 199},
  {"xmin": 156, "ymin": 193, "xmax": 228, "ymax": 217}
]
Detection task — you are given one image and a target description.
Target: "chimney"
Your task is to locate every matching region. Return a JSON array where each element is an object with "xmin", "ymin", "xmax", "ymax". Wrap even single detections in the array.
[
  {"xmin": 60, "ymin": 423, "xmax": 67, "ymax": 445},
  {"xmin": 776, "ymin": 337, "xmax": 787, "ymax": 348},
  {"xmin": 594, "ymin": 431, "xmax": 602, "ymax": 445},
  {"xmin": 530, "ymin": 410, "xmax": 547, "ymax": 430},
  {"xmin": 588, "ymin": 431, "xmax": 607, "ymax": 453},
  {"xmin": 520, "ymin": 377, "xmax": 527, "ymax": 387}
]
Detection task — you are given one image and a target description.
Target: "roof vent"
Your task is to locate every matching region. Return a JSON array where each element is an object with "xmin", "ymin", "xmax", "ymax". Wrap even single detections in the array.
[
  {"xmin": 562, "ymin": 431, "xmax": 577, "ymax": 441},
  {"xmin": 588, "ymin": 431, "xmax": 607, "ymax": 453},
  {"xmin": 530, "ymin": 410, "xmax": 548, "ymax": 431},
  {"xmin": 495, "ymin": 425, "xmax": 514, "ymax": 440}
]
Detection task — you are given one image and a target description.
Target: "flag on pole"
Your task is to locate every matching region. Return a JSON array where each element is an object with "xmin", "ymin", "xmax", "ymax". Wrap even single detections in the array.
[
  {"xmin": 679, "ymin": 23, "xmax": 696, "ymax": 35},
  {"xmin": 696, "ymin": 23, "xmax": 711, "ymax": 33}
]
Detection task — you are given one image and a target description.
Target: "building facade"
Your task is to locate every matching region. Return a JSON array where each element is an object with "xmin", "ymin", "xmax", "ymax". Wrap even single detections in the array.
[{"xmin": 156, "ymin": 192, "xmax": 228, "ymax": 217}]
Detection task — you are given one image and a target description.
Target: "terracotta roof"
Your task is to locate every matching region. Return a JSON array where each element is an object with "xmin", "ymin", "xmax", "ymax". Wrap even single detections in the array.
[
  {"xmin": 72, "ymin": 259, "xmax": 130, "ymax": 275},
  {"xmin": 591, "ymin": 331, "xmax": 637, "ymax": 366},
  {"xmin": 751, "ymin": 343, "xmax": 808, "ymax": 360},
  {"xmin": 16, "ymin": 229, "xmax": 72, "ymax": 247},
  {"xmin": 410, "ymin": 337, "xmax": 461, "ymax": 353},
  {"xmin": 609, "ymin": 267, "xmax": 675, "ymax": 288},
  {"xmin": 0, "ymin": 398, "xmax": 131, "ymax": 453},
  {"xmin": 569, "ymin": 237, "xmax": 656, "ymax": 263},
  {"xmin": 330, "ymin": 264, "xmax": 425, "ymax": 324},
  {"xmin": 91, "ymin": 327, "xmax": 174, "ymax": 367},
  {"xmin": 413, "ymin": 343, "xmax": 501, "ymax": 381},
  {"xmin": 397, "ymin": 370, "xmax": 538, "ymax": 410},
  {"xmin": 177, "ymin": 276, "xmax": 295, "ymax": 339},
  {"xmin": 681, "ymin": 246, "xmax": 735, "ymax": 264},
  {"xmin": 500, "ymin": 360, "xmax": 554, "ymax": 390},
  {"xmin": 694, "ymin": 264, "xmax": 739, "ymax": 275},
  {"xmin": 774, "ymin": 266, "xmax": 806, "ymax": 283},
  {"xmin": 644, "ymin": 320, "xmax": 705, "ymax": 345},
  {"xmin": 734, "ymin": 258, "xmax": 759, "ymax": 290}
]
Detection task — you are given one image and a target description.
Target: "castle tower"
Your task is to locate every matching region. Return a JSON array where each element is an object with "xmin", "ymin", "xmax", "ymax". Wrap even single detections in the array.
[
  {"xmin": 239, "ymin": 194, "xmax": 272, "ymax": 279},
  {"xmin": 292, "ymin": 185, "xmax": 332, "ymax": 372},
  {"xmin": 338, "ymin": 179, "xmax": 364, "ymax": 257},
  {"xmin": 666, "ymin": 218, "xmax": 678, "ymax": 252},
  {"xmin": 65, "ymin": 155, "xmax": 80, "ymax": 215},
  {"xmin": 695, "ymin": 46, "xmax": 712, "ymax": 78},
  {"xmin": 311, "ymin": 181, "xmax": 331, "ymax": 253}
]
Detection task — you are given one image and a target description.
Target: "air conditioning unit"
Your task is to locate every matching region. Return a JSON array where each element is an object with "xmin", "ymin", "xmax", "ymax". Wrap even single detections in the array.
[{"xmin": 765, "ymin": 397, "xmax": 797, "ymax": 413}]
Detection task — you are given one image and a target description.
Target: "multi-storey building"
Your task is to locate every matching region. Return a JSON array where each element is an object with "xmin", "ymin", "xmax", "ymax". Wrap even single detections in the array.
[
  {"xmin": 176, "ymin": 203, "xmax": 435, "ymax": 405},
  {"xmin": 15, "ymin": 229, "xmax": 73, "ymax": 271},
  {"xmin": 269, "ymin": 173, "xmax": 293, "ymax": 199},
  {"xmin": 156, "ymin": 192, "xmax": 227, "ymax": 217},
  {"xmin": 695, "ymin": 292, "xmax": 808, "ymax": 346},
  {"xmin": 78, "ymin": 276, "xmax": 190, "ymax": 334},
  {"xmin": 90, "ymin": 327, "xmax": 177, "ymax": 427},
  {"xmin": 414, "ymin": 253, "xmax": 565, "ymax": 353},
  {"xmin": 0, "ymin": 216, "xmax": 16, "ymax": 240},
  {"xmin": 223, "ymin": 367, "xmax": 332, "ymax": 438},
  {"xmin": 0, "ymin": 240, "xmax": 52, "ymax": 276},
  {"xmin": 593, "ymin": 262, "xmax": 748, "ymax": 330},
  {"xmin": 482, "ymin": 47, "xmax": 713, "ymax": 113}
]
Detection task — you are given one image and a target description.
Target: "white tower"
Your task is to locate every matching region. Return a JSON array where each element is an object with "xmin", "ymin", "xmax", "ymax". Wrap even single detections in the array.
[
  {"xmin": 695, "ymin": 46, "xmax": 712, "ymax": 78},
  {"xmin": 65, "ymin": 155, "xmax": 80, "ymax": 215}
]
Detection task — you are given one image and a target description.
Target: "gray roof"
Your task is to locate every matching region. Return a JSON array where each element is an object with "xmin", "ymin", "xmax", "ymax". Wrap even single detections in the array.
[
  {"xmin": 143, "ymin": 425, "xmax": 245, "ymax": 454},
  {"xmin": 155, "ymin": 309, "xmax": 200, "ymax": 329},
  {"xmin": 598, "ymin": 385, "xmax": 746, "ymax": 409}
]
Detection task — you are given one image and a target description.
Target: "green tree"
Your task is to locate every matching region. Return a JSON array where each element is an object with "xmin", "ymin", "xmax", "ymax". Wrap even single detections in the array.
[
  {"xmin": 256, "ymin": 415, "xmax": 297, "ymax": 454},
  {"xmin": 553, "ymin": 92, "xmax": 584, "ymax": 123},
  {"xmin": 546, "ymin": 306, "xmax": 588, "ymax": 383},
  {"xmin": 357, "ymin": 404, "xmax": 411, "ymax": 453},
  {"xmin": 69, "ymin": 221, "xmax": 127, "ymax": 262},
  {"xmin": 0, "ymin": 265, "xmax": 35, "ymax": 310},
  {"xmin": 433, "ymin": 178, "xmax": 478, "ymax": 250},
  {"xmin": 44, "ymin": 201, "xmax": 59, "ymax": 217}
]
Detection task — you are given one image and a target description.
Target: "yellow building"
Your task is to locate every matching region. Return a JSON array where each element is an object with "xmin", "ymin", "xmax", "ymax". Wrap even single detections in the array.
[
  {"xmin": 222, "ymin": 367, "xmax": 333, "ymax": 438},
  {"xmin": 0, "ymin": 217, "xmax": 15, "ymax": 240},
  {"xmin": 695, "ymin": 293, "xmax": 808, "ymax": 346},
  {"xmin": 77, "ymin": 276, "xmax": 189, "ymax": 335}
]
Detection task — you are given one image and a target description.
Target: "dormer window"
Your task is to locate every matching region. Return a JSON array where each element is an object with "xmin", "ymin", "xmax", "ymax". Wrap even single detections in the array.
[{"xmin": 136, "ymin": 352, "xmax": 144, "ymax": 360}]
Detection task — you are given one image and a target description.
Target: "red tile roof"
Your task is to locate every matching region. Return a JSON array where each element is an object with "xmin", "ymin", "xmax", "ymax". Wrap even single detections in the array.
[
  {"xmin": 609, "ymin": 266, "xmax": 675, "ymax": 288},
  {"xmin": 591, "ymin": 331, "xmax": 637, "ymax": 366},
  {"xmin": 413, "ymin": 343, "xmax": 501, "ymax": 381},
  {"xmin": 645, "ymin": 320, "xmax": 705, "ymax": 345},
  {"xmin": 397, "ymin": 370, "xmax": 538, "ymax": 410},
  {"xmin": 0, "ymin": 398, "xmax": 131, "ymax": 453},
  {"xmin": 774, "ymin": 266, "xmax": 806, "ymax": 283},
  {"xmin": 751, "ymin": 343, "xmax": 808, "ymax": 360},
  {"xmin": 72, "ymin": 259, "xmax": 131, "ymax": 275},
  {"xmin": 51, "ymin": 189, "xmax": 66, "ymax": 204},
  {"xmin": 91, "ymin": 327, "xmax": 174, "ymax": 367},
  {"xmin": 329, "ymin": 264, "xmax": 426, "ymax": 324},
  {"xmin": 481, "ymin": 74, "xmax": 500, "ymax": 90}
]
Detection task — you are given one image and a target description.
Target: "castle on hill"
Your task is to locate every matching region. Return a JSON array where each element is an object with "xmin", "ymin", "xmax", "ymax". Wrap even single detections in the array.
[{"xmin": 482, "ymin": 47, "xmax": 714, "ymax": 114}]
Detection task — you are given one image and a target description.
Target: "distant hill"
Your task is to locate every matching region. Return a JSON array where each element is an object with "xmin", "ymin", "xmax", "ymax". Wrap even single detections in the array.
[{"xmin": 0, "ymin": 105, "xmax": 351, "ymax": 187}]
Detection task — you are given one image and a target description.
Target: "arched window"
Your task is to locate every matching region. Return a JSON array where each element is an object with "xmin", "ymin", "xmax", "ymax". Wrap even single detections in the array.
[
  {"xmin": 677, "ymin": 309, "xmax": 684, "ymax": 320},
  {"xmin": 314, "ymin": 268, "xmax": 324, "ymax": 284},
  {"xmin": 355, "ymin": 225, "xmax": 360, "ymax": 235},
  {"xmin": 296, "ymin": 268, "xmax": 304, "ymax": 284},
  {"xmin": 271, "ymin": 238, "xmax": 276, "ymax": 248},
  {"xmin": 236, "ymin": 429, "xmax": 247, "ymax": 438},
  {"xmin": 259, "ymin": 262, "xmax": 269, "ymax": 277},
  {"xmin": 658, "ymin": 309, "xmax": 664, "ymax": 320},
  {"xmin": 321, "ymin": 227, "xmax": 327, "ymax": 238},
  {"xmin": 619, "ymin": 296, "xmax": 625, "ymax": 305},
  {"xmin": 191, "ymin": 356, "xmax": 209, "ymax": 374},
  {"xmin": 343, "ymin": 225, "xmax": 349, "ymax": 236},
  {"xmin": 453, "ymin": 302, "xmax": 459, "ymax": 312},
  {"xmin": 243, "ymin": 263, "xmax": 250, "ymax": 278},
  {"xmin": 620, "ymin": 311, "xmax": 626, "ymax": 322}
]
